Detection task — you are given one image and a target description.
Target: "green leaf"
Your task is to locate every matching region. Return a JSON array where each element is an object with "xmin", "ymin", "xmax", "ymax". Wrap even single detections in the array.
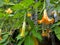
[
  {"xmin": 55, "ymin": 5, "xmax": 60, "ymax": 10},
  {"xmin": 13, "ymin": 11, "xmax": 24, "ymax": 18},
  {"xmin": 33, "ymin": 1, "xmax": 41, "ymax": 9},
  {"xmin": 23, "ymin": 0, "xmax": 34, "ymax": 8},
  {"xmin": 3, "ymin": 40, "xmax": 9, "ymax": 45},
  {"xmin": 51, "ymin": 22, "xmax": 60, "ymax": 28},
  {"xmin": 34, "ymin": 26, "xmax": 41, "ymax": 31},
  {"xmin": 32, "ymin": 28, "xmax": 42, "ymax": 42},
  {"xmin": 0, "ymin": 13, "xmax": 5, "ymax": 18},
  {"xmin": 16, "ymin": 34, "xmax": 22, "ymax": 41},
  {"xmin": 13, "ymin": 21, "xmax": 22, "ymax": 29},
  {"xmin": 16, "ymin": 31, "xmax": 28, "ymax": 41},
  {"xmin": 24, "ymin": 36, "xmax": 34, "ymax": 45},
  {"xmin": 0, "ymin": 43, "xmax": 3, "ymax": 45},
  {"xmin": 12, "ymin": 0, "xmax": 34, "ymax": 10},
  {"xmin": 13, "ymin": 16, "xmax": 24, "ymax": 29},
  {"xmin": 12, "ymin": 3, "xmax": 23, "ymax": 11},
  {"xmin": 27, "ymin": 18, "xmax": 34, "ymax": 29},
  {"xmin": 0, "ymin": 34, "xmax": 9, "ymax": 43},
  {"xmin": 5, "ymin": 2, "xmax": 15, "ymax": 5},
  {"xmin": 4, "ymin": 0, "xmax": 10, "ymax": 3},
  {"xmin": 54, "ymin": 26, "xmax": 60, "ymax": 34},
  {"xmin": 0, "ymin": 0, "xmax": 4, "ymax": 7},
  {"xmin": 17, "ymin": 39, "xmax": 24, "ymax": 45},
  {"xmin": 54, "ymin": 26, "xmax": 60, "ymax": 40}
]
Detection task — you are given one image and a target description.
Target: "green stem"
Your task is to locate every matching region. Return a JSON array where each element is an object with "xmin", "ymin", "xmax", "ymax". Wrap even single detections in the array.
[
  {"xmin": 44, "ymin": 0, "xmax": 46, "ymax": 9},
  {"xmin": 24, "ymin": 11, "xmax": 26, "ymax": 22},
  {"xmin": 40, "ymin": 0, "xmax": 46, "ymax": 15}
]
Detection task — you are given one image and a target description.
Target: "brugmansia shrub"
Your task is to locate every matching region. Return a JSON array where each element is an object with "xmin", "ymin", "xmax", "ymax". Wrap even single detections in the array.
[{"xmin": 0, "ymin": 0, "xmax": 60, "ymax": 45}]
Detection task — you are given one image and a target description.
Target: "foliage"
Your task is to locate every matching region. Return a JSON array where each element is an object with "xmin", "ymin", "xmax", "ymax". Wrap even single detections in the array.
[{"xmin": 0, "ymin": 0, "xmax": 60, "ymax": 45}]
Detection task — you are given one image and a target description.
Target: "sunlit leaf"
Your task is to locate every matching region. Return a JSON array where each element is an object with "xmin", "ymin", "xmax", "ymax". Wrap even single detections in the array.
[{"xmin": 24, "ymin": 36, "xmax": 34, "ymax": 45}]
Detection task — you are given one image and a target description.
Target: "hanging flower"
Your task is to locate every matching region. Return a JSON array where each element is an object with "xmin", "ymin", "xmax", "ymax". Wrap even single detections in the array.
[
  {"xmin": 5, "ymin": 8, "xmax": 13, "ymax": 14},
  {"xmin": 42, "ymin": 30, "xmax": 48, "ymax": 37},
  {"xmin": 42, "ymin": 29, "xmax": 52, "ymax": 38},
  {"xmin": 38, "ymin": 9, "xmax": 54, "ymax": 25},
  {"xmin": 46, "ymin": 28, "xmax": 52, "ymax": 33},
  {"xmin": 46, "ymin": 29, "xmax": 51, "ymax": 38},
  {"xmin": 20, "ymin": 21, "xmax": 26, "ymax": 37}
]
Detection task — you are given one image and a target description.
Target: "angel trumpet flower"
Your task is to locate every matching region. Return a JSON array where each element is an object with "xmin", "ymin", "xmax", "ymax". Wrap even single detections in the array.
[
  {"xmin": 20, "ymin": 21, "xmax": 26, "ymax": 37},
  {"xmin": 38, "ymin": 9, "xmax": 54, "ymax": 25}
]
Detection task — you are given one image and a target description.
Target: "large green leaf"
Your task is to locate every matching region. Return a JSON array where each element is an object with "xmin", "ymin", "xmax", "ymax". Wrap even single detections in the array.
[
  {"xmin": 4, "ymin": 0, "xmax": 10, "ymax": 3},
  {"xmin": 12, "ymin": 0, "xmax": 34, "ymax": 10},
  {"xmin": 54, "ymin": 26, "xmax": 60, "ymax": 40},
  {"xmin": 3, "ymin": 40, "xmax": 9, "ymax": 45},
  {"xmin": 0, "ymin": 43, "xmax": 3, "ymax": 45},
  {"xmin": 16, "ymin": 34, "xmax": 22, "ymax": 41},
  {"xmin": 32, "ymin": 28, "xmax": 42, "ymax": 42},
  {"xmin": 51, "ymin": 22, "xmax": 60, "ymax": 28},
  {"xmin": 55, "ymin": 5, "xmax": 60, "ymax": 10},
  {"xmin": 27, "ymin": 18, "xmax": 34, "ymax": 29},
  {"xmin": 16, "ymin": 31, "xmax": 28, "ymax": 41},
  {"xmin": 0, "ymin": 0, "xmax": 4, "ymax": 7},
  {"xmin": 0, "ymin": 13, "xmax": 5, "ymax": 18},
  {"xmin": 17, "ymin": 39, "xmax": 24, "ymax": 45},
  {"xmin": 13, "ymin": 10, "xmax": 25, "ymax": 18},
  {"xmin": 24, "ymin": 36, "xmax": 34, "ymax": 45},
  {"xmin": 33, "ymin": 1, "xmax": 41, "ymax": 9},
  {"xmin": 0, "ymin": 34, "xmax": 9, "ymax": 43}
]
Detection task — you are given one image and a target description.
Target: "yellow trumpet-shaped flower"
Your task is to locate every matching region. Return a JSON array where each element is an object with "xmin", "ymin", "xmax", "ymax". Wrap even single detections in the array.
[
  {"xmin": 38, "ymin": 9, "xmax": 54, "ymax": 25},
  {"xmin": 20, "ymin": 21, "xmax": 26, "ymax": 37},
  {"xmin": 5, "ymin": 8, "xmax": 13, "ymax": 14}
]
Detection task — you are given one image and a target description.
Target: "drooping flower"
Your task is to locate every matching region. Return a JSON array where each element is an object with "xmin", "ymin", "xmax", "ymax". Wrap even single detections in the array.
[
  {"xmin": 42, "ymin": 29, "xmax": 52, "ymax": 38},
  {"xmin": 20, "ymin": 21, "xmax": 26, "ymax": 37},
  {"xmin": 38, "ymin": 9, "xmax": 54, "ymax": 25},
  {"xmin": 5, "ymin": 8, "xmax": 13, "ymax": 14},
  {"xmin": 42, "ymin": 30, "xmax": 48, "ymax": 37}
]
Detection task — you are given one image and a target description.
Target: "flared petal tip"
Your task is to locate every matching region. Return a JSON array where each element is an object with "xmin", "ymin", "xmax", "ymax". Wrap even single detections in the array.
[
  {"xmin": 50, "ymin": 18, "xmax": 55, "ymax": 24},
  {"xmin": 37, "ymin": 20, "xmax": 42, "ymax": 24}
]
